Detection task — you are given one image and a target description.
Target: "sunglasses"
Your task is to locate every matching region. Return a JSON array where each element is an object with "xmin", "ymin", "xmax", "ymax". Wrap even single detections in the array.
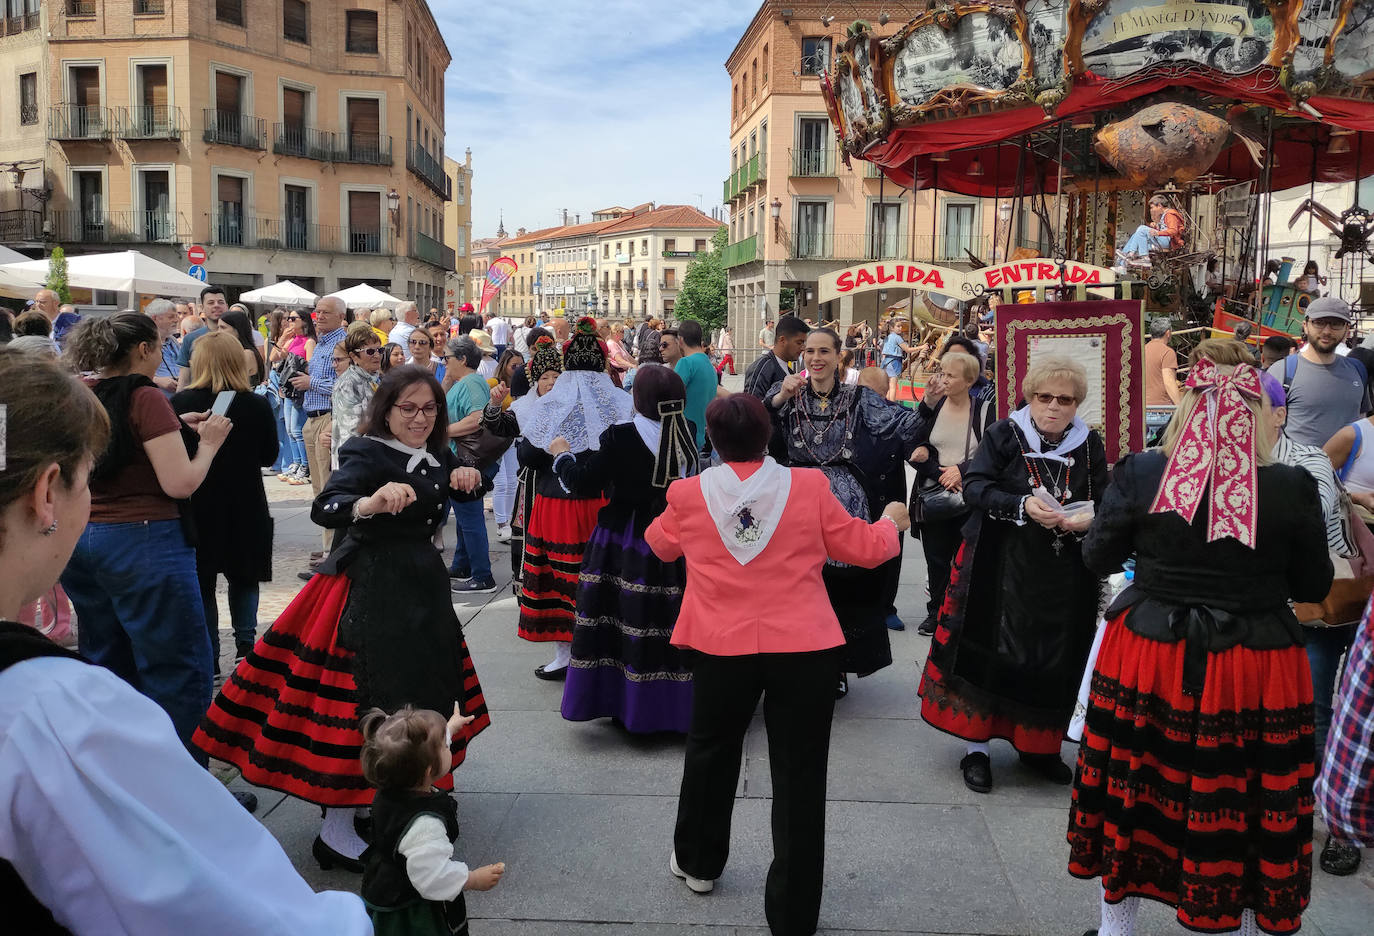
[
  {"xmin": 393, "ymin": 402, "xmax": 439, "ymax": 419},
  {"xmin": 356, "ymin": 347, "xmax": 383, "ymax": 356},
  {"xmin": 409, "ymin": 338, "xmax": 431, "ymax": 346},
  {"xmin": 1033, "ymin": 392, "xmax": 1077, "ymax": 407},
  {"xmin": 285, "ymin": 315, "xmax": 302, "ymax": 321}
]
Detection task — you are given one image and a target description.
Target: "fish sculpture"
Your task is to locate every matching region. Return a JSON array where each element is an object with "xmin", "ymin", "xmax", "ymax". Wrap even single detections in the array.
[{"xmin": 1094, "ymin": 102, "xmax": 1263, "ymax": 188}]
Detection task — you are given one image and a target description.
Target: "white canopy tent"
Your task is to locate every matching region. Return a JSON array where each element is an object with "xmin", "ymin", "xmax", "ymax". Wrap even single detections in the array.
[
  {"xmin": 325, "ymin": 283, "xmax": 404, "ymax": 310},
  {"xmin": 239, "ymin": 280, "xmax": 319, "ymax": 306},
  {"xmin": 0, "ymin": 245, "xmax": 31, "ymax": 265},
  {"xmin": 0, "ymin": 250, "xmax": 209, "ymax": 298},
  {"xmin": 0, "ymin": 263, "xmax": 43, "ymax": 299}
]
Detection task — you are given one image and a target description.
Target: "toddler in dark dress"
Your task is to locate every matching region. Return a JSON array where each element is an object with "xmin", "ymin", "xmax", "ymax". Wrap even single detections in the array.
[{"xmin": 360, "ymin": 705, "xmax": 505, "ymax": 936}]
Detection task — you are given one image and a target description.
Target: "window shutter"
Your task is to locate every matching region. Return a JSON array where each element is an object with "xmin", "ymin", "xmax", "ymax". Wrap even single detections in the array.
[
  {"xmin": 215, "ymin": 71, "xmax": 241, "ymax": 113},
  {"xmin": 346, "ymin": 10, "xmax": 378, "ymax": 53},
  {"xmin": 349, "ymin": 191, "xmax": 380, "ymax": 231},
  {"xmin": 217, "ymin": 175, "xmax": 242, "ymax": 205},
  {"xmin": 282, "ymin": 88, "xmax": 305, "ymax": 128},
  {"xmin": 283, "ymin": 0, "xmax": 308, "ymax": 43}
]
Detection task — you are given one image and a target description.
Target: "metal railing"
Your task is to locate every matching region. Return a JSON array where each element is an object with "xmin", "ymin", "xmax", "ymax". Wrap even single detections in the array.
[
  {"xmin": 782, "ymin": 231, "xmax": 1008, "ymax": 264},
  {"xmin": 203, "ymin": 109, "xmax": 266, "ymax": 149},
  {"xmin": 20, "ymin": 103, "xmax": 38, "ymax": 125},
  {"xmin": 789, "ymin": 147, "xmax": 837, "ymax": 177},
  {"xmin": 135, "ymin": 0, "xmax": 165, "ymax": 13},
  {"xmin": 337, "ymin": 131, "xmax": 391, "ymax": 166},
  {"xmin": 721, "ymin": 234, "xmax": 759, "ymax": 269},
  {"xmin": 49, "ymin": 105, "xmax": 111, "ymax": 141},
  {"xmin": 406, "ymin": 143, "xmax": 451, "ymax": 199},
  {"xmin": 49, "ymin": 209, "xmax": 191, "ymax": 244},
  {"xmin": 209, "ymin": 212, "xmax": 392, "ymax": 255},
  {"xmin": 67, "ymin": 1, "xmax": 95, "ymax": 15},
  {"xmin": 0, "ymin": 209, "xmax": 42, "ymax": 242},
  {"xmin": 440, "ymin": 243, "xmax": 456, "ymax": 271},
  {"xmin": 118, "ymin": 105, "xmax": 184, "ymax": 140},
  {"xmin": 273, "ymin": 123, "xmax": 337, "ymax": 161},
  {"xmin": 411, "ymin": 230, "xmax": 442, "ymax": 266}
]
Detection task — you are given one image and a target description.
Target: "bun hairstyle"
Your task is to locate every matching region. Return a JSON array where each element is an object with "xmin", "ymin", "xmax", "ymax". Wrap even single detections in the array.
[
  {"xmin": 359, "ymin": 706, "xmax": 449, "ymax": 791},
  {"xmin": 63, "ymin": 311, "xmax": 159, "ymax": 373}
]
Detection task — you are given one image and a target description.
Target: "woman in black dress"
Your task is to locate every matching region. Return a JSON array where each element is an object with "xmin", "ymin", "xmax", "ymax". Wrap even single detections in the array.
[
  {"xmin": 548, "ymin": 364, "xmax": 699, "ymax": 732},
  {"xmin": 195, "ymin": 365, "xmax": 490, "ymax": 873},
  {"xmin": 171, "ymin": 332, "xmax": 278, "ymax": 674},
  {"xmin": 918, "ymin": 356, "xmax": 1107, "ymax": 794}
]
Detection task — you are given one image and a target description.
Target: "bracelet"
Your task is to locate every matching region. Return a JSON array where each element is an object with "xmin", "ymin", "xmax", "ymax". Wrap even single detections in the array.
[
  {"xmin": 351, "ymin": 501, "xmax": 373, "ymax": 521},
  {"xmin": 879, "ymin": 514, "xmax": 900, "ymax": 530}
]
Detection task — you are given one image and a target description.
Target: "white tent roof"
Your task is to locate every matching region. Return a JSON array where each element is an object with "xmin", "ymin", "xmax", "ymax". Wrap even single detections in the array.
[
  {"xmin": 325, "ymin": 283, "xmax": 404, "ymax": 309},
  {"xmin": 239, "ymin": 280, "xmax": 319, "ymax": 305},
  {"xmin": 0, "ymin": 245, "xmax": 31, "ymax": 265},
  {"xmin": 0, "ymin": 263, "xmax": 43, "ymax": 299},
  {"xmin": 0, "ymin": 250, "xmax": 209, "ymax": 298}
]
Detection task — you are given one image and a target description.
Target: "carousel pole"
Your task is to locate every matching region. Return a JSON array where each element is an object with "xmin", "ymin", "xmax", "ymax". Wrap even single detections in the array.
[
  {"xmin": 911, "ymin": 154, "xmax": 919, "ymax": 358},
  {"xmin": 1006, "ymin": 135, "xmax": 1026, "ymax": 264},
  {"xmin": 1306, "ymin": 126, "xmax": 1318, "ymax": 273},
  {"xmin": 1258, "ymin": 108, "xmax": 1275, "ymax": 300}
]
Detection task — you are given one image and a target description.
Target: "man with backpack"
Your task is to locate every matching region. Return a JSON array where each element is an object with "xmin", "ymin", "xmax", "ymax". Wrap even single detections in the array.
[{"xmin": 1267, "ymin": 298, "xmax": 1370, "ymax": 447}]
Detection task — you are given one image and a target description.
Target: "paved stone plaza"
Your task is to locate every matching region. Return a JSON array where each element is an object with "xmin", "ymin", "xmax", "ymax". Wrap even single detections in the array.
[{"xmin": 213, "ymin": 464, "xmax": 1374, "ymax": 936}]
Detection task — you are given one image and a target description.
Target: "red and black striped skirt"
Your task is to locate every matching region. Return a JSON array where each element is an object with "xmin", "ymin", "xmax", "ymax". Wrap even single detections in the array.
[
  {"xmin": 518, "ymin": 494, "xmax": 606, "ymax": 643},
  {"xmin": 194, "ymin": 573, "xmax": 490, "ymax": 807},
  {"xmin": 1067, "ymin": 612, "xmax": 1315, "ymax": 934}
]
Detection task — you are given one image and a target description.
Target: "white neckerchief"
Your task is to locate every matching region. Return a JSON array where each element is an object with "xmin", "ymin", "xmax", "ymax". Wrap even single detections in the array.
[
  {"xmin": 632, "ymin": 414, "xmax": 661, "ymax": 454},
  {"xmin": 364, "ymin": 435, "xmax": 442, "ymax": 473},
  {"xmin": 698, "ymin": 458, "xmax": 792, "ymax": 565},
  {"xmin": 1009, "ymin": 406, "xmax": 1089, "ymax": 464}
]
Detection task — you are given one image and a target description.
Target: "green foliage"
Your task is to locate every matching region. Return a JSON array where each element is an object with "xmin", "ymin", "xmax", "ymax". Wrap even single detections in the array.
[
  {"xmin": 46, "ymin": 246, "xmax": 72, "ymax": 304},
  {"xmin": 673, "ymin": 226, "xmax": 728, "ymax": 330},
  {"xmin": 778, "ymin": 287, "xmax": 795, "ymax": 313}
]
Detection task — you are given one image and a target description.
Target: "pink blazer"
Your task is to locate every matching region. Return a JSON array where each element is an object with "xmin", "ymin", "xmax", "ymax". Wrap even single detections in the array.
[{"xmin": 646, "ymin": 463, "xmax": 899, "ymax": 656}]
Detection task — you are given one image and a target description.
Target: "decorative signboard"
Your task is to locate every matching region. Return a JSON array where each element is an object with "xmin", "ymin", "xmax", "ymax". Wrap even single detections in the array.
[
  {"xmin": 993, "ymin": 299, "xmax": 1145, "ymax": 464},
  {"xmin": 818, "ymin": 258, "xmax": 1115, "ymax": 304}
]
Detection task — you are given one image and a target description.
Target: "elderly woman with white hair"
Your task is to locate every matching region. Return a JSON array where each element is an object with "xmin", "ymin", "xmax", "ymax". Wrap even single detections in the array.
[{"xmin": 918, "ymin": 355, "xmax": 1107, "ymax": 795}]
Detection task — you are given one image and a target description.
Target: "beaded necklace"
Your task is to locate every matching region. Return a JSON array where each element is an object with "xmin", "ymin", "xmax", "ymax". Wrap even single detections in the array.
[
  {"xmin": 1013, "ymin": 422, "xmax": 1093, "ymax": 555},
  {"xmin": 792, "ymin": 382, "xmax": 855, "ymax": 462}
]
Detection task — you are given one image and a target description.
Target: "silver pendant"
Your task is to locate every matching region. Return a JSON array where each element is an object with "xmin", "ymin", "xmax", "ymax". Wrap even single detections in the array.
[
  {"xmin": 841, "ymin": 447, "xmax": 852, "ymax": 459},
  {"xmin": 1053, "ymin": 486, "xmax": 1062, "ymax": 499},
  {"xmin": 814, "ymin": 431, "xmax": 824, "ymax": 443},
  {"xmin": 1051, "ymin": 536, "xmax": 1064, "ymax": 555}
]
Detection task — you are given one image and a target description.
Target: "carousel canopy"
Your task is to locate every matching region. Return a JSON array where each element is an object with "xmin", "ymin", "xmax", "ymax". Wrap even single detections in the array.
[{"xmin": 824, "ymin": 1, "xmax": 1374, "ymax": 196}]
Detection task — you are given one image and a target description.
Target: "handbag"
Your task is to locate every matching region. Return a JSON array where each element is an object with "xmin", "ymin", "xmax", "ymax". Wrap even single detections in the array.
[
  {"xmin": 1293, "ymin": 489, "xmax": 1374, "ymax": 627},
  {"xmin": 910, "ymin": 399, "xmax": 980, "ymax": 524},
  {"xmin": 276, "ymin": 351, "xmax": 307, "ymax": 402},
  {"xmin": 455, "ymin": 426, "xmax": 514, "ymax": 475}
]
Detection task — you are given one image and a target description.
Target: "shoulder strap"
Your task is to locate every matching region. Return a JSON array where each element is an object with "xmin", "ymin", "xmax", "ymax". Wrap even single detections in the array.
[
  {"xmin": 1340, "ymin": 421, "xmax": 1366, "ymax": 481},
  {"xmin": 1283, "ymin": 353, "xmax": 1299, "ymax": 393}
]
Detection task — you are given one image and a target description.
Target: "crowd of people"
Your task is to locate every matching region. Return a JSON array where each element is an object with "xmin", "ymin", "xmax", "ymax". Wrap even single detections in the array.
[{"xmin": 1, "ymin": 287, "xmax": 1373, "ymax": 936}]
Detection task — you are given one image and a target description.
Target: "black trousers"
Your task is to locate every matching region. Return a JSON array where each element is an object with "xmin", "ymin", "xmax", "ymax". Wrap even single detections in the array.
[
  {"xmin": 919, "ymin": 514, "xmax": 965, "ymax": 619},
  {"xmin": 674, "ymin": 647, "xmax": 841, "ymax": 936}
]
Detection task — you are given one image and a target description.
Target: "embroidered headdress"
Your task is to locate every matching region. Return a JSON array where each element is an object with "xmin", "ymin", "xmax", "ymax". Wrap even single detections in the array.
[
  {"xmin": 526, "ymin": 335, "xmax": 563, "ymax": 383},
  {"xmin": 563, "ymin": 316, "xmax": 608, "ymax": 372}
]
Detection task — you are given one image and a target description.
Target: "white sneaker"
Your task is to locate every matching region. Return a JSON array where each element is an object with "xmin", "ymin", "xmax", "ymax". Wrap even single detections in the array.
[
  {"xmin": 670, "ymin": 850, "xmax": 714, "ymax": 894},
  {"xmin": 497, "ymin": 524, "xmax": 512, "ymax": 543}
]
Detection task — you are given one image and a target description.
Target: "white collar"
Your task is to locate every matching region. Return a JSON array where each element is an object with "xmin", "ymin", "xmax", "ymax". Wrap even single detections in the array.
[
  {"xmin": 364, "ymin": 435, "xmax": 441, "ymax": 473},
  {"xmin": 633, "ymin": 414, "xmax": 661, "ymax": 453},
  {"xmin": 698, "ymin": 458, "xmax": 792, "ymax": 565},
  {"xmin": 1008, "ymin": 406, "xmax": 1089, "ymax": 464}
]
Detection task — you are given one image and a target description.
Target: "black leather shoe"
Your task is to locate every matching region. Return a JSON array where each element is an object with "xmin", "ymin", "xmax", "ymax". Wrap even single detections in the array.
[
  {"xmin": 916, "ymin": 615, "xmax": 937, "ymax": 637},
  {"xmin": 354, "ymin": 814, "xmax": 373, "ymax": 844},
  {"xmin": 835, "ymin": 673, "xmax": 849, "ymax": 700},
  {"xmin": 534, "ymin": 663, "xmax": 567, "ymax": 681},
  {"xmin": 232, "ymin": 790, "xmax": 258, "ymax": 813},
  {"xmin": 312, "ymin": 835, "xmax": 365, "ymax": 873},
  {"xmin": 1319, "ymin": 835, "xmax": 1362, "ymax": 875},
  {"xmin": 1019, "ymin": 751, "xmax": 1073, "ymax": 785},
  {"xmin": 960, "ymin": 752, "xmax": 992, "ymax": 793}
]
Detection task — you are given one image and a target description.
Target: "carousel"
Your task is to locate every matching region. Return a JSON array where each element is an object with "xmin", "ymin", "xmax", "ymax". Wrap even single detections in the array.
[{"xmin": 818, "ymin": 0, "xmax": 1374, "ymax": 435}]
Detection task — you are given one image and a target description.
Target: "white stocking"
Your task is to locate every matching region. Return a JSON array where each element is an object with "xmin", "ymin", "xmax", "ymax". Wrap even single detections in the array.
[
  {"xmin": 547, "ymin": 640, "xmax": 572, "ymax": 671},
  {"xmin": 1098, "ymin": 883, "xmax": 1138, "ymax": 936},
  {"xmin": 1235, "ymin": 909, "xmax": 1260, "ymax": 936},
  {"xmin": 966, "ymin": 741, "xmax": 990, "ymax": 757},
  {"xmin": 321, "ymin": 806, "xmax": 367, "ymax": 859}
]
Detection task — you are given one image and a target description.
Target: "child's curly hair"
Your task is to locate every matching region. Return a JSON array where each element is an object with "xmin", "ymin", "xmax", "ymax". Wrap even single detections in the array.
[{"xmin": 359, "ymin": 706, "xmax": 448, "ymax": 790}]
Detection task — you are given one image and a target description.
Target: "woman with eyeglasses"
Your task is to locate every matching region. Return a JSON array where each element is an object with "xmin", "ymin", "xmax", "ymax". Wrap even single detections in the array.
[
  {"xmin": 272, "ymin": 308, "xmax": 317, "ymax": 486},
  {"xmin": 330, "ymin": 322, "xmax": 384, "ymax": 470},
  {"xmin": 917, "ymin": 356, "xmax": 1107, "ymax": 796},
  {"xmin": 407, "ymin": 328, "xmax": 445, "ymax": 383},
  {"xmin": 197, "ymin": 364, "xmax": 490, "ymax": 873}
]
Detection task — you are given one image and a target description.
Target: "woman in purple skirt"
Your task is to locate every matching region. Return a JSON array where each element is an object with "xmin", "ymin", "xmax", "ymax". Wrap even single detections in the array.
[{"xmin": 547, "ymin": 364, "xmax": 700, "ymax": 732}]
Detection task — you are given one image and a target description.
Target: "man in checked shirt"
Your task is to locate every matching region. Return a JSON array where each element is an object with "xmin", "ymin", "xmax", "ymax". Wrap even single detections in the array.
[{"xmin": 1317, "ymin": 612, "xmax": 1374, "ymax": 858}]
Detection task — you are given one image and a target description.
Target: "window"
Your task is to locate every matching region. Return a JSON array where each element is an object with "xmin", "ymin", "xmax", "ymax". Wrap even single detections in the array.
[
  {"xmin": 283, "ymin": 0, "xmax": 309, "ymax": 44},
  {"xmin": 603, "ymin": 244, "xmax": 609, "ymax": 258},
  {"xmin": 216, "ymin": 0, "xmax": 243, "ymax": 26},
  {"xmin": 694, "ymin": 238, "xmax": 706, "ymax": 252},
  {"xmin": 796, "ymin": 117, "xmax": 830, "ymax": 174},
  {"xmin": 663, "ymin": 238, "xmax": 675, "ymax": 253},
  {"xmin": 345, "ymin": 10, "xmax": 379, "ymax": 54},
  {"xmin": 869, "ymin": 202, "xmax": 900, "ymax": 259},
  {"xmin": 732, "ymin": 85, "xmax": 738, "ymax": 117},
  {"xmin": 284, "ymin": 184, "xmax": 309, "ymax": 249},
  {"xmin": 801, "ymin": 37, "xmax": 830, "ymax": 76},
  {"xmin": 73, "ymin": 170, "xmax": 104, "ymax": 241},
  {"xmin": 763, "ymin": 44, "xmax": 769, "ymax": 85},
  {"xmin": 664, "ymin": 268, "xmax": 676, "ymax": 289},
  {"xmin": 19, "ymin": 72, "xmax": 37, "ymax": 126},
  {"xmin": 751, "ymin": 59, "xmax": 757, "ymax": 98},
  {"xmin": 796, "ymin": 201, "xmax": 828, "ymax": 258},
  {"xmin": 641, "ymin": 239, "xmax": 648, "ymax": 254},
  {"xmin": 216, "ymin": 175, "xmax": 244, "ymax": 245},
  {"xmin": 747, "ymin": 207, "xmax": 755, "ymax": 237},
  {"xmin": 943, "ymin": 203, "xmax": 976, "ymax": 261}
]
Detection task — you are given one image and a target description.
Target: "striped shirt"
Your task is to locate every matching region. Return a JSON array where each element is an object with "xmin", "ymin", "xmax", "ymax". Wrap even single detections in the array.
[
  {"xmin": 1273, "ymin": 435, "xmax": 1358, "ymax": 557},
  {"xmin": 303, "ymin": 327, "xmax": 346, "ymax": 414},
  {"xmin": 1316, "ymin": 613, "xmax": 1374, "ymax": 845}
]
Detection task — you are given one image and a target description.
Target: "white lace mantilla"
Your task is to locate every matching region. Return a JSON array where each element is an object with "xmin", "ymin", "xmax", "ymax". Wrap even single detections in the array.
[{"xmin": 508, "ymin": 370, "xmax": 634, "ymax": 452}]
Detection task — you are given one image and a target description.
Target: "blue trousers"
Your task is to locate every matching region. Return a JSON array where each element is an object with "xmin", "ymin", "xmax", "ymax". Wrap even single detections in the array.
[
  {"xmin": 1121, "ymin": 225, "xmax": 1170, "ymax": 257},
  {"xmin": 197, "ymin": 565, "xmax": 259, "ymax": 673},
  {"xmin": 448, "ymin": 497, "xmax": 492, "ymax": 582},
  {"xmin": 1307, "ymin": 623, "xmax": 1358, "ymax": 760},
  {"xmin": 258, "ymin": 379, "xmax": 292, "ymax": 472},
  {"xmin": 282, "ymin": 396, "xmax": 309, "ymax": 472},
  {"xmin": 62, "ymin": 519, "xmax": 214, "ymax": 762}
]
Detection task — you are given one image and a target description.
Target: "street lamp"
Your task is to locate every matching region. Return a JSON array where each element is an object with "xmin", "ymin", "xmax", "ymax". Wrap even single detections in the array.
[
  {"xmin": 386, "ymin": 188, "xmax": 401, "ymax": 235},
  {"xmin": 770, "ymin": 197, "xmax": 782, "ymax": 241}
]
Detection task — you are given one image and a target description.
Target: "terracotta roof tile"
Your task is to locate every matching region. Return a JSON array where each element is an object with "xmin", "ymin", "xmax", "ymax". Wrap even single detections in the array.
[{"xmin": 595, "ymin": 205, "xmax": 722, "ymax": 235}]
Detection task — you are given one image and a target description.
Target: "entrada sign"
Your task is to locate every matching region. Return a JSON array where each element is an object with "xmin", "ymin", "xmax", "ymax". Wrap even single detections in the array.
[{"xmin": 818, "ymin": 258, "xmax": 1115, "ymax": 304}]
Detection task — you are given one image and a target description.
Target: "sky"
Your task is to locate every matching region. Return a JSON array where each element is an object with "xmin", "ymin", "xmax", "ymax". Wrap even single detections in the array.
[{"xmin": 433, "ymin": 1, "xmax": 757, "ymax": 238}]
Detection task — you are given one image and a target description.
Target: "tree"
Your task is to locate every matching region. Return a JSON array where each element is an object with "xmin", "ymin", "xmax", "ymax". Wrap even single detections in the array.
[
  {"xmin": 673, "ymin": 226, "xmax": 727, "ymax": 331},
  {"xmin": 778, "ymin": 287, "xmax": 795, "ymax": 313},
  {"xmin": 46, "ymin": 246, "xmax": 72, "ymax": 304}
]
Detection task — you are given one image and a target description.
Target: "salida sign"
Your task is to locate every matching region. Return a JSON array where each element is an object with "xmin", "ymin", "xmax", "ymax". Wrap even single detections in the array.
[{"xmin": 818, "ymin": 258, "xmax": 1114, "ymax": 304}]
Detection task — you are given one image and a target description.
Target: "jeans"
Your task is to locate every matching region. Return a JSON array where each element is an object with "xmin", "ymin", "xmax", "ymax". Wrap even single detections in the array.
[
  {"xmin": 449, "ymin": 496, "xmax": 493, "ymax": 582},
  {"xmin": 675, "ymin": 648, "xmax": 840, "ymax": 936},
  {"xmin": 1307, "ymin": 623, "xmax": 1358, "ymax": 760},
  {"xmin": 1121, "ymin": 225, "xmax": 1170, "ymax": 257},
  {"xmin": 258, "ymin": 377, "xmax": 291, "ymax": 472},
  {"xmin": 492, "ymin": 446, "xmax": 519, "ymax": 525},
  {"xmin": 919, "ymin": 514, "xmax": 965, "ymax": 620},
  {"xmin": 282, "ymin": 396, "xmax": 309, "ymax": 471},
  {"xmin": 197, "ymin": 565, "xmax": 259, "ymax": 673},
  {"xmin": 61, "ymin": 519, "xmax": 213, "ymax": 762}
]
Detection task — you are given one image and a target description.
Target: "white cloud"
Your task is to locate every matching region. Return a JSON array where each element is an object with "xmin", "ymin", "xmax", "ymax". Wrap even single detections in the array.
[{"xmin": 435, "ymin": 1, "xmax": 756, "ymax": 235}]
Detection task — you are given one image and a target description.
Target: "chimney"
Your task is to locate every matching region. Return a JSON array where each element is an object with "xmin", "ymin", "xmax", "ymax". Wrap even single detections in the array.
[{"xmin": 562, "ymin": 209, "xmax": 568, "ymax": 226}]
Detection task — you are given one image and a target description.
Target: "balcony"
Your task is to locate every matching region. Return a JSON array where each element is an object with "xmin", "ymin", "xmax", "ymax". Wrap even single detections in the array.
[
  {"xmin": 338, "ymin": 132, "xmax": 392, "ymax": 166},
  {"xmin": 406, "ymin": 143, "xmax": 452, "ymax": 200},
  {"xmin": 737, "ymin": 152, "xmax": 764, "ymax": 196},
  {"xmin": 411, "ymin": 230, "xmax": 442, "ymax": 267},
  {"xmin": 659, "ymin": 280, "xmax": 678, "ymax": 291},
  {"xmin": 0, "ymin": 209, "xmax": 42, "ymax": 243},
  {"xmin": 118, "ymin": 106, "xmax": 185, "ymax": 141},
  {"xmin": 784, "ymin": 231, "xmax": 996, "ymax": 264},
  {"xmin": 789, "ymin": 147, "xmax": 837, "ymax": 178},
  {"xmin": 20, "ymin": 103, "xmax": 37, "ymax": 125},
  {"xmin": 274, "ymin": 123, "xmax": 338, "ymax": 161},
  {"xmin": 5, "ymin": 10, "xmax": 40, "ymax": 34},
  {"xmin": 635, "ymin": 280, "xmax": 646, "ymax": 290},
  {"xmin": 721, "ymin": 234, "xmax": 759, "ymax": 269},
  {"xmin": 203, "ymin": 109, "xmax": 266, "ymax": 149},
  {"xmin": 209, "ymin": 212, "xmax": 392, "ymax": 255},
  {"xmin": 49, "ymin": 105, "xmax": 112, "ymax": 141},
  {"xmin": 49, "ymin": 209, "xmax": 191, "ymax": 245}
]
